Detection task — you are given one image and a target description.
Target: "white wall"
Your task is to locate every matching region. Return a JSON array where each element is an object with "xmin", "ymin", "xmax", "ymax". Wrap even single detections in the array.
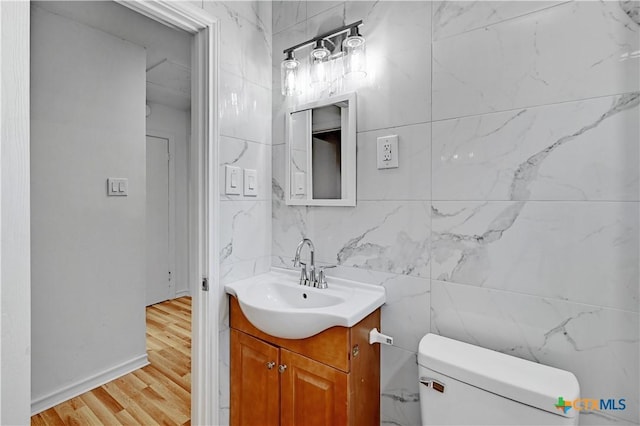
[
  {"xmin": 0, "ymin": 1, "xmax": 31, "ymax": 424},
  {"xmin": 146, "ymin": 102, "xmax": 191, "ymax": 297},
  {"xmin": 30, "ymin": 5, "xmax": 147, "ymax": 410}
]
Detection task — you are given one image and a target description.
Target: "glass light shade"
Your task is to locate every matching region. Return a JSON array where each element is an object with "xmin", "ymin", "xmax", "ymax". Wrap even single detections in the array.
[
  {"xmin": 309, "ymin": 57, "xmax": 330, "ymax": 90},
  {"xmin": 343, "ymin": 34, "xmax": 367, "ymax": 80},
  {"xmin": 281, "ymin": 56, "xmax": 300, "ymax": 96}
]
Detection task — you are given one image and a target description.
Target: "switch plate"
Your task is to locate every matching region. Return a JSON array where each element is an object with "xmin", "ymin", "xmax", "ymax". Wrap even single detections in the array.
[
  {"xmin": 294, "ymin": 172, "xmax": 306, "ymax": 195},
  {"xmin": 377, "ymin": 135, "xmax": 399, "ymax": 169},
  {"xmin": 243, "ymin": 169, "xmax": 258, "ymax": 196},
  {"xmin": 107, "ymin": 178, "xmax": 128, "ymax": 196},
  {"xmin": 225, "ymin": 165, "xmax": 241, "ymax": 195}
]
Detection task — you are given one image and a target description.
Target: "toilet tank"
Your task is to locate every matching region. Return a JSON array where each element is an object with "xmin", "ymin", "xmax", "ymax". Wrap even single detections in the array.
[{"xmin": 418, "ymin": 334, "xmax": 580, "ymax": 426}]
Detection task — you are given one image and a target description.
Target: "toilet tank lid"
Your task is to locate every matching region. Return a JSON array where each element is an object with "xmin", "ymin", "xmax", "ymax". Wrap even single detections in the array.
[{"xmin": 418, "ymin": 334, "xmax": 580, "ymax": 418}]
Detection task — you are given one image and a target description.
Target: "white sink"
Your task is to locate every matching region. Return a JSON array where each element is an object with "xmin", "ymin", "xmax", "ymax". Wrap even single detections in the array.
[{"xmin": 224, "ymin": 268, "xmax": 386, "ymax": 339}]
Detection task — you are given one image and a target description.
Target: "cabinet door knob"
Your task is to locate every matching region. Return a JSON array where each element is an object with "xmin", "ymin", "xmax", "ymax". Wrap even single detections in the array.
[
  {"xmin": 266, "ymin": 361, "xmax": 276, "ymax": 370},
  {"xmin": 278, "ymin": 364, "xmax": 287, "ymax": 373}
]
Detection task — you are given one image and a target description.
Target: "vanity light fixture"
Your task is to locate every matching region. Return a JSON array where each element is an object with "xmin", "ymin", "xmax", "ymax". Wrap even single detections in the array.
[{"xmin": 281, "ymin": 20, "xmax": 366, "ymax": 97}]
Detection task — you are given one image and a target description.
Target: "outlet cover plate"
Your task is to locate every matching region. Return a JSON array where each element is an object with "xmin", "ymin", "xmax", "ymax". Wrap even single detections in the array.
[
  {"xmin": 107, "ymin": 178, "xmax": 128, "ymax": 196},
  {"xmin": 377, "ymin": 135, "xmax": 399, "ymax": 169}
]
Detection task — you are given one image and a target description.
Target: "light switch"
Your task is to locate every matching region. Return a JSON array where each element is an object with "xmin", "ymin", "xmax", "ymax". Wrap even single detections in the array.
[
  {"xmin": 243, "ymin": 169, "xmax": 258, "ymax": 196},
  {"xmin": 294, "ymin": 172, "xmax": 306, "ymax": 195},
  {"xmin": 225, "ymin": 165, "xmax": 241, "ymax": 195},
  {"xmin": 107, "ymin": 178, "xmax": 128, "ymax": 196},
  {"xmin": 377, "ymin": 135, "xmax": 399, "ymax": 169}
]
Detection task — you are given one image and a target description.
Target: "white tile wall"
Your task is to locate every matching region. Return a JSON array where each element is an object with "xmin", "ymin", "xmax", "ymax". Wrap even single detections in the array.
[
  {"xmin": 432, "ymin": 1, "xmax": 640, "ymax": 120},
  {"xmin": 345, "ymin": 1, "xmax": 431, "ymax": 132},
  {"xmin": 428, "ymin": 2, "xmax": 639, "ymax": 424},
  {"xmin": 219, "ymin": 72, "xmax": 271, "ymax": 145},
  {"xmin": 272, "ymin": 1, "xmax": 639, "ymax": 425},
  {"xmin": 201, "ymin": 1, "xmax": 273, "ymax": 422},
  {"xmin": 357, "ymin": 123, "xmax": 431, "ymax": 201},
  {"xmin": 431, "ymin": 280, "xmax": 639, "ymax": 423},
  {"xmin": 431, "ymin": 201, "xmax": 639, "ymax": 312},
  {"xmin": 432, "ymin": 94, "xmax": 640, "ymax": 201},
  {"xmin": 432, "ymin": 1, "xmax": 566, "ymax": 41},
  {"xmin": 272, "ymin": 0, "xmax": 305, "ymax": 34},
  {"xmin": 380, "ymin": 345, "xmax": 421, "ymax": 426},
  {"xmin": 219, "ymin": 136, "xmax": 271, "ymax": 201}
]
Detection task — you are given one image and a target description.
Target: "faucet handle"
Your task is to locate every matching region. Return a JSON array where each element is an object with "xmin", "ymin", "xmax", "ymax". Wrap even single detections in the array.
[
  {"xmin": 316, "ymin": 265, "xmax": 336, "ymax": 289},
  {"xmin": 298, "ymin": 262, "xmax": 308, "ymax": 286}
]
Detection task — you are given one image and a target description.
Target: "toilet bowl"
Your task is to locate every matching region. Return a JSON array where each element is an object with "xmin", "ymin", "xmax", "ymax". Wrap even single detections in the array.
[{"xmin": 418, "ymin": 333, "xmax": 580, "ymax": 425}]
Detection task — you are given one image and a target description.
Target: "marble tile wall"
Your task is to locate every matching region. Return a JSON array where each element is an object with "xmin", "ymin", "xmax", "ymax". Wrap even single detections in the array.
[
  {"xmin": 195, "ymin": 1, "xmax": 273, "ymax": 423},
  {"xmin": 272, "ymin": 1, "xmax": 639, "ymax": 425},
  {"xmin": 431, "ymin": 2, "xmax": 639, "ymax": 425}
]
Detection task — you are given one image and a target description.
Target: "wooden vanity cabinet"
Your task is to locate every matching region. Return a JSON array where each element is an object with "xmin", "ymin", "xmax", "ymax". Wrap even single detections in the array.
[
  {"xmin": 231, "ymin": 329, "xmax": 280, "ymax": 426},
  {"xmin": 229, "ymin": 296, "xmax": 380, "ymax": 426}
]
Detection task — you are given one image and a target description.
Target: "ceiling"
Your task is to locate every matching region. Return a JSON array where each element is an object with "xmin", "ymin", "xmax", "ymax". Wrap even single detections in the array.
[{"xmin": 33, "ymin": 1, "xmax": 192, "ymax": 111}]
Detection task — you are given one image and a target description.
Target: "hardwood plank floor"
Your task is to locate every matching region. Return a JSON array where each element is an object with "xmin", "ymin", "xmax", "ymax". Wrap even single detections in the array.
[{"xmin": 32, "ymin": 297, "xmax": 192, "ymax": 426}]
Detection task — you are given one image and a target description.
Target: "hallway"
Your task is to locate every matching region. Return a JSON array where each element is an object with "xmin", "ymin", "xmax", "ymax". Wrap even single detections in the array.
[{"xmin": 31, "ymin": 297, "xmax": 192, "ymax": 425}]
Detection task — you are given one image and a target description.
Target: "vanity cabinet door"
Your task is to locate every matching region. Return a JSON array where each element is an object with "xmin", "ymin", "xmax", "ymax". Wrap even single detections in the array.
[
  {"xmin": 231, "ymin": 330, "xmax": 280, "ymax": 426},
  {"xmin": 280, "ymin": 349, "xmax": 348, "ymax": 426}
]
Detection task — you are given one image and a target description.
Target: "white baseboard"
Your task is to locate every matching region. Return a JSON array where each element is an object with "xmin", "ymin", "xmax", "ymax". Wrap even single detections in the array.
[
  {"xmin": 175, "ymin": 288, "xmax": 190, "ymax": 298},
  {"xmin": 31, "ymin": 353, "xmax": 149, "ymax": 415}
]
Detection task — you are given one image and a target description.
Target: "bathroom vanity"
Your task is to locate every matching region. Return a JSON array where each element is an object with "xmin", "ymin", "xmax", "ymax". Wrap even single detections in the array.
[{"xmin": 229, "ymin": 296, "xmax": 381, "ymax": 426}]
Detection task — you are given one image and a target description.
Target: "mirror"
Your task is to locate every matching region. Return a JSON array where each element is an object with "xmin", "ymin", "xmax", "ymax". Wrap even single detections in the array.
[{"xmin": 285, "ymin": 93, "xmax": 356, "ymax": 206}]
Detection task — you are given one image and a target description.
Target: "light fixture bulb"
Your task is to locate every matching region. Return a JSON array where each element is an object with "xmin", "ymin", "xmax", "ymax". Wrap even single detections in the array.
[
  {"xmin": 343, "ymin": 35, "xmax": 364, "ymax": 49},
  {"xmin": 310, "ymin": 40, "xmax": 330, "ymax": 60},
  {"xmin": 309, "ymin": 58, "xmax": 330, "ymax": 90}
]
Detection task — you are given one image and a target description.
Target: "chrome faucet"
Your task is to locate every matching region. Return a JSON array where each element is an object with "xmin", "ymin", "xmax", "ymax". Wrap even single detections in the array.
[
  {"xmin": 292, "ymin": 238, "xmax": 336, "ymax": 288},
  {"xmin": 293, "ymin": 238, "xmax": 315, "ymax": 286}
]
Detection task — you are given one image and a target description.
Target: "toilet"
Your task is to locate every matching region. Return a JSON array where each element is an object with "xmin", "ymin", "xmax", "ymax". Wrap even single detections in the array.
[{"xmin": 418, "ymin": 334, "xmax": 580, "ymax": 425}]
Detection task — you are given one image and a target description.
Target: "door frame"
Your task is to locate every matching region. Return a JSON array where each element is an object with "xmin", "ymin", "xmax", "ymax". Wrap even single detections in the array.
[
  {"xmin": 119, "ymin": 3, "xmax": 220, "ymax": 424},
  {"xmin": 0, "ymin": 1, "xmax": 220, "ymax": 424},
  {"xmin": 146, "ymin": 130, "xmax": 177, "ymax": 300}
]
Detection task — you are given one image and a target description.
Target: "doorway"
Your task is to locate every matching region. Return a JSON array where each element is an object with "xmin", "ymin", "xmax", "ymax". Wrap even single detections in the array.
[
  {"xmin": 24, "ymin": 1, "xmax": 219, "ymax": 425},
  {"xmin": 146, "ymin": 135, "xmax": 172, "ymax": 306}
]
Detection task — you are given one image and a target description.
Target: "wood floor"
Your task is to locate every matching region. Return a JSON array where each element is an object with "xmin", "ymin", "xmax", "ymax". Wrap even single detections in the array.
[{"xmin": 31, "ymin": 297, "xmax": 192, "ymax": 426}]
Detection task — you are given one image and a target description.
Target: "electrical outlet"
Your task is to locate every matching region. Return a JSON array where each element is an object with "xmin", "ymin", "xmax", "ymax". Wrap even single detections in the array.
[
  {"xmin": 383, "ymin": 142, "xmax": 392, "ymax": 161},
  {"xmin": 377, "ymin": 135, "xmax": 399, "ymax": 169}
]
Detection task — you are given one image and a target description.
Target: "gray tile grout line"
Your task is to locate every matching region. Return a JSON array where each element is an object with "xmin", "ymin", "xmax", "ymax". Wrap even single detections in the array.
[
  {"xmin": 430, "ymin": 91, "xmax": 640, "ymax": 123},
  {"xmin": 431, "ymin": 279, "xmax": 640, "ymax": 316},
  {"xmin": 431, "ymin": 1, "xmax": 572, "ymax": 43}
]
